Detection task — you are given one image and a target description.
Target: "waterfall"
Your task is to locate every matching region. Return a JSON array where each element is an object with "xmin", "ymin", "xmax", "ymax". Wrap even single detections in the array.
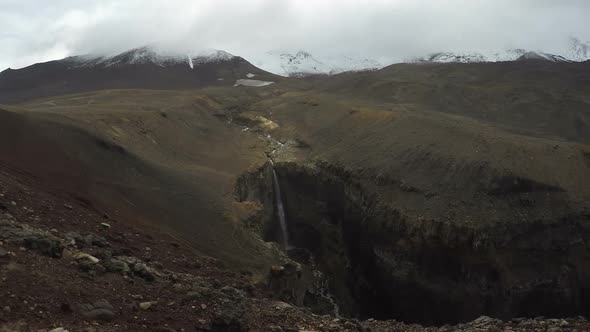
[
  {"xmin": 269, "ymin": 160, "xmax": 339, "ymax": 316},
  {"xmin": 270, "ymin": 161, "xmax": 290, "ymax": 249}
]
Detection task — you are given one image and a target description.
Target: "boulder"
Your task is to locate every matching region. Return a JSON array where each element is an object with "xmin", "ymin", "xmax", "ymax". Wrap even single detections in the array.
[
  {"xmin": 471, "ymin": 316, "xmax": 502, "ymax": 328},
  {"xmin": 133, "ymin": 262, "xmax": 156, "ymax": 281},
  {"xmin": 65, "ymin": 232, "xmax": 109, "ymax": 248},
  {"xmin": 220, "ymin": 286, "xmax": 247, "ymax": 301},
  {"xmin": 104, "ymin": 258, "xmax": 130, "ymax": 274},
  {"xmin": 0, "ymin": 219, "xmax": 63, "ymax": 257},
  {"xmin": 139, "ymin": 301, "xmax": 157, "ymax": 310},
  {"xmin": 74, "ymin": 253, "xmax": 100, "ymax": 272},
  {"xmin": 212, "ymin": 301, "xmax": 245, "ymax": 331},
  {"xmin": 23, "ymin": 237, "xmax": 63, "ymax": 257},
  {"xmin": 74, "ymin": 252, "xmax": 100, "ymax": 263},
  {"xmin": 273, "ymin": 301, "xmax": 293, "ymax": 310},
  {"xmin": 84, "ymin": 234, "xmax": 109, "ymax": 248},
  {"xmin": 80, "ymin": 300, "xmax": 115, "ymax": 322},
  {"xmin": 49, "ymin": 328, "xmax": 69, "ymax": 332},
  {"xmin": 268, "ymin": 262, "xmax": 305, "ymax": 306}
]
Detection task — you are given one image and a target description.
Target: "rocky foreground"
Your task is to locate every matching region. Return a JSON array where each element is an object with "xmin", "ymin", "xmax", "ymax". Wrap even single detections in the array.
[{"xmin": 0, "ymin": 169, "xmax": 589, "ymax": 332}]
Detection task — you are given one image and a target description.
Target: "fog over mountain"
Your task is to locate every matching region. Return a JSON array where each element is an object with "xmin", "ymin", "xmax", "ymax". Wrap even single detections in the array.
[{"xmin": 1, "ymin": 0, "xmax": 590, "ymax": 70}]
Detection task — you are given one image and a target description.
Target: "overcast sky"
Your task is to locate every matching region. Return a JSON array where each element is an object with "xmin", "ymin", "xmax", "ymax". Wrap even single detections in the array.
[{"xmin": 1, "ymin": 0, "xmax": 589, "ymax": 69}]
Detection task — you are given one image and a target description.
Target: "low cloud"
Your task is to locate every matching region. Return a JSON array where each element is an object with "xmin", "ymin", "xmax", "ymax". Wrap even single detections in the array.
[{"xmin": 1, "ymin": 0, "xmax": 589, "ymax": 69}]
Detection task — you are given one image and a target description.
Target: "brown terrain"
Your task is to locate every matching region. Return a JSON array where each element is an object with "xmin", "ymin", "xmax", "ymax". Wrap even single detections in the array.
[{"xmin": 0, "ymin": 52, "xmax": 589, "ymax": 331}]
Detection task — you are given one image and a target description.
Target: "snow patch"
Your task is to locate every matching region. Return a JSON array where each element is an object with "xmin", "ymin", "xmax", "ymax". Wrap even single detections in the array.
[
  {"xmin": 234, "ymin": 79, "xmax": 274, "ymax": 87},
  {"xmin": 246, "ymin": 73, "xmax": 256, "ymax": 78},
  {"xmin": 188, "ymin": 55, "xmax": 194, "ymax": 69}
]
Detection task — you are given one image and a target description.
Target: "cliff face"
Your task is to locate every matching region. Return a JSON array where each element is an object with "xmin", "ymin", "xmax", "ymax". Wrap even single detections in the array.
[{"xmin": 236, "ymin": 160, "xmax": 590, "ymax": 325}]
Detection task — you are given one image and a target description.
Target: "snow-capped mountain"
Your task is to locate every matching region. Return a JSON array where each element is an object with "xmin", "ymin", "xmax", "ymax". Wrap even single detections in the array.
[
  {"xmin": 569, "ymin": 37, "xmax": 590, "ymax": 62},
  {"xmin": 246, "ymin": 42, "xmax": 590, "ymax": 77},
  {"xmin": 246, "ymin": 50, "xmax": 383, "ymax": 77},
  {"xmin": 413, "ymin": 49, "xmax": 575, "ymax": 64},
  {"xmin": 64, "ymin": 46, "xmax": 235, "ymax": 69},
  {"xmin": 511, "ymin": 51, "xmax": 570, "ymax": 62},
  {"xmin": 0, "ymin": 45, "xmax": 276, "ymax": 104},
  {"xmin": 416, "ymin": 52, "xmax": 488, "ymax": 63},
  {"xmin": 412, "ymin": 38, "xmax": 590, "ymax": 64}
]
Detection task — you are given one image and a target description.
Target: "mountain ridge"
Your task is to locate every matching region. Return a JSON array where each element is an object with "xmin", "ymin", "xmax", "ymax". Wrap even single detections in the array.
[
  {"xmin": 3, "ymin": 38, "xmax": 590, "ymax": 77},
  {"xmin": 0, "ymin": 45, "xmax": 279, "ymax": 104},
  {"xmin": 246, "ymin": 38, "xmax": 590, "ymax": 76},
  {"xmin": 412, "ymin": 48, "xmax": 578, "ymax": 64},
  {"xmin": 63, "ymin": 46, "xmax": 235, "ymax": 69},
  {"xmin": 2, "ymin": 41, "xmax": 590, "ymax": 104}
]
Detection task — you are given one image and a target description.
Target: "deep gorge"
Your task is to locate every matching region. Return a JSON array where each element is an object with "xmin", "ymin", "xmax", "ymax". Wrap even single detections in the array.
[{"xmin": 235, "ymin": 161, "xmax": 590, "ymax": 326}]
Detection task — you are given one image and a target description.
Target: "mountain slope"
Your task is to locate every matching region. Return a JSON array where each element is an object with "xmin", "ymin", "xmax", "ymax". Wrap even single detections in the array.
[
  {"xmin": 317, "ymin": 60, "xmax": 590, "ymax": 143},
  {"xmin": 0, "ymin": 91, "xmax": 275, "ymax": 268},
  {"xmin": 0, "ymin": 46, "xmax": 279, "ymax": 104}
]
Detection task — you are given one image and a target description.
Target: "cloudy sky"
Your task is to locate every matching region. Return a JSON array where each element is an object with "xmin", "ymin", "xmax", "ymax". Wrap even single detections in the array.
[{"xmin": 1, "ymin": 0, "xmax": 589, "ymax": 69}]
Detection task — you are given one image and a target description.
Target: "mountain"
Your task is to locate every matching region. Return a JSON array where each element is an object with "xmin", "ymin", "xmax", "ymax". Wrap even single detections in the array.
[
  {"xmin": 4, "ymin": 42, "xmax": 588, "ymax": 89},
  {"xmin": 417, "ymin": 52, "xmax": 488, "ymax": 63},
  {"xmin": 245, "ymin": 38, "xmax": 590, "ymax": 76},
  {"xmin": 413, "ymin": 49, "xmax": 576, "ymax": 64},
  {"xmin": 65, "ymin": 46, "xmax": 235, "ymax": 69},
  {"xmin": 0, "ymin": 45, "xmax": 278, "ymax": 104},
  {"xmin": 512, "ymin": 50, "xmax": 571, "ymax": 62},
  {"xmin": 412, "ymin": 37, "xmax": 590, "ymax": 64},
  {"xmin": 245, "ymin": 44, "xmax": 589, "ymax": 77},
  {"xmin": 255, "ymin": 41, "xmax": 590, "ymax": 76},
  {"xmin": 247, "ymin": 50, "xmax": 383, "ymax": 77},
  {"xmin": 569, "ymin": 37, "xmax": 590, "ymax": 62}
]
